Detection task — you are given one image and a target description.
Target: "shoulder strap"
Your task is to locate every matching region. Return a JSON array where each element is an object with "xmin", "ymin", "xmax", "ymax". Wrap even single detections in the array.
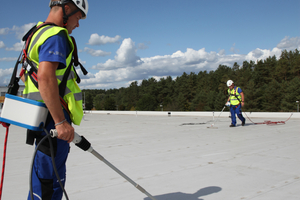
[
  {"xmin": 6, "ymin": 23, "xmax": 56, "ymax": 95},
  {"xmin": 70, "ymin": 36, "xmax": 88, "ymax": 84},
  {"xmin": 22, "ymin": 23, "xmax": 71, "ymax": 114},
  {"xmin": 59, "ymin": 62, "xmax": 72, "ymax": 98},
  {"xmin": 7, "ymin": 49, "xmax": 24, "ymax": 95},
  {"xmin": 22, "ymin": 23, "xmax": 57, "ymax": 90},
  {"xmin": 23, "ymin": 22, "xmax": 57, "ymax": 53},
  {"xmin": 234, "ymin": 87, "xmax": 241, "ymax": 103}
]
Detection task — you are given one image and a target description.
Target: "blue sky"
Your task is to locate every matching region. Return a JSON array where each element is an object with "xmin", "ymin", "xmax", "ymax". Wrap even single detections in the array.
[{"xmin": 0, "ymin": 0, "xmax": 299, "ymax": 89}]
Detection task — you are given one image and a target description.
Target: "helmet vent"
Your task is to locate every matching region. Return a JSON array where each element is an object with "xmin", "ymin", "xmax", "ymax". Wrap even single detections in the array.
[
  {"xmin": 82, "ymin": 0, "xmax": 86, "ymax": 9},
  {"xmin": 76, "ymin": 0, "xmax": 86, "ymax": 9}
]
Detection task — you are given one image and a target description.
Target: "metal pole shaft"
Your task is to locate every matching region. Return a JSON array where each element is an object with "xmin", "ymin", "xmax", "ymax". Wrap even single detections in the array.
[
  {"xmin": 90, "ymin": 149, "xmax": 157, "ymax": 200},
  {"xmin": 217, "ymin": 106, "xmax": 226, "ymax": 118}
]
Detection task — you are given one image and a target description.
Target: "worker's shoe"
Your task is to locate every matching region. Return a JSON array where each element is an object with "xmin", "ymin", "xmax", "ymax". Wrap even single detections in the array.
[
  {"xmin": 229, "ymin": 124, "xmax": 235, "ymax": 127},
  {"xmin": 242, "ymin": 120, "xmax": 246, "ymax": 126}
]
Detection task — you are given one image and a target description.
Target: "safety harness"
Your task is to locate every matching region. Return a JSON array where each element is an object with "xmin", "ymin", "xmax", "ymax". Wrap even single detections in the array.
[
  {"xmin": 7, "ymin": 22, "xmax": 88, "ymax": 145},
  {"xmin": 228, "ymin": 87, "xmax": 242, "ymax": 109}
]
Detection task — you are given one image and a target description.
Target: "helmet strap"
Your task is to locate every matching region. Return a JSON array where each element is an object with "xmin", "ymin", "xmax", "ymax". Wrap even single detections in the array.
[
  {"xmin": 50, "ymin": 1, "xmax": 79, "ymax": 28},
  {"xmin": 63, "ymin": 7, "xmax": 81, "ymax": 27},
  {"xmin": 61, "ymin": 4, "xmax": 68, "ymax": 27}
]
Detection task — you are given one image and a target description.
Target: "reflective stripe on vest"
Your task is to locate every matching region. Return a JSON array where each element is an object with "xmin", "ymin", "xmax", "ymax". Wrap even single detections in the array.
[
  {"xmin": 23, "ymin": 22, "xmax": 83, "ymax": 125},
  {"xmin": 228, "ymin": 87, "xmax": 241, "ymax": 106}
]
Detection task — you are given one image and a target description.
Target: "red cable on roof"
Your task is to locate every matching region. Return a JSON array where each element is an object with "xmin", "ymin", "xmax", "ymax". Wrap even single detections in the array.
[{"xmin": 0, "ymin": 122, "xmax": 9, "ymax": 200}]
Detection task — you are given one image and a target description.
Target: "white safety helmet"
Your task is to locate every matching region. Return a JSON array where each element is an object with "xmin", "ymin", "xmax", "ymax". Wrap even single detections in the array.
[
  {"xmin": 50, "ymin": 0, "xmax": 89, "ymax": 19},
  {"xmin": 227, "ymin": 80, "xmax": 234, "ymax": 87},
  {"xmin": 71, "ymin": 0, "xmax": 88, "ymax": 19}
]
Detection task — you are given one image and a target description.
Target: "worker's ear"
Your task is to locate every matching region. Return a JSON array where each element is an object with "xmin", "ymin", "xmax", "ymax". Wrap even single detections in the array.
[{"xmin": 64, "ymin": 4, "xmax": 71, "ymax": 15}]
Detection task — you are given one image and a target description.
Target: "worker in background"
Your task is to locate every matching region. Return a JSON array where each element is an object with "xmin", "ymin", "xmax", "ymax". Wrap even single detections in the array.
[
  {"xmin": 22, "ymin": 0, "xmax": 88, "ymax": 199},
  {"xmin": 226, "ymin": 80, "xmax": 246, "ymax": 127}
]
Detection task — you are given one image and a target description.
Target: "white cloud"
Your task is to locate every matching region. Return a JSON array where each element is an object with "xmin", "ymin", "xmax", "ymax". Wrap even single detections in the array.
[
  {"xmin": 81, "ymin": 36, "xmax": 300, "ymax": 89},
  {"xmin": 2, "ymin": 35, "xmax": 299, "ymax": 89},
  {"xmin": 79, "ymin": 58, "xmax": 86, "ymax": 65},
  {"xmin": 277, "ymin": 36, "xmax": 300, "ymax": 49},
  {"xmin": 137, "ymin": 43, "xmax": 149, "ymax": 50},
  {"xmin": 0, "ymin": 23, "xmax": 34, "ymax": 52},
  {"xmin": 92, "ymin": 38, "xmax": 142, "ymax": 70},
  {"xmin": 84, "ymin": 47, "xmax": 111, "ymax": 57},
  {"xmin": 230, "ymin": 43, "xmax": 239, "ymax": 53},
  {"xmin": 0, "ymin": 68, "xmax": 13, "ymax": 86},
  {"xmin": 0, "ymin": 68, "xmax": 13, "ymax": 76},
  {"xmin": 0, "ymin": 57, "xmax": 18, "ymax": 62},
  {"xmin": 218, "ymin": 49, "xmax": 226, "ymax": 55},
  {"xmin": 245, "ymin": 47, "xmax": 282, "ymax": 62},
  {"xmin": 87, "ymin": 34, "xmax": 121, "ymax": 45},
  {"xmin": 11, "ymin": 23, "xmax": 36, "ymax": 40},
  {"xmin": 76, "ymin": 68, "xmax": 95, "ymax": 80},
  {"xmin": 115, "ymin": 38, "xmax": 141, "ymax": 65},
  {"xmin": 0, "ymin": 28, "xmax": 9, "ymax": 35},
  {"xmin": 5, "ymin": 40, "xmax": 24, "ymax": 51},
  {"xmin": 0, "ymin": 41, "xmax": 5, "ymax": 49}
]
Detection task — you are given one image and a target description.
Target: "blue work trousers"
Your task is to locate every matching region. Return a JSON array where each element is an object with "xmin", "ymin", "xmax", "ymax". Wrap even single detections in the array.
[
  {"xmin": 230, "ymin": 104, "xmax": 245, "ymax": 126},
  {"xmin": 28, "ymin": 110, "xmax": 70, "ymax": 200}
]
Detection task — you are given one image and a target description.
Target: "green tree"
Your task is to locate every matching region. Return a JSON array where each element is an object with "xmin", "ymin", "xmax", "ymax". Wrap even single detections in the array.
[
  {"xmin": 124, "ymin": 81, "xmax": 139, "ymax": 110},
  {"xmin": 136, "ymin": 94, "xmax": 157, "ymax": 111},
  {"xmin": 157, "ymin": 76, "xmax": 174, "ymax": 108},
  {"xmin": 84, "ymin": 92, "xmax": 94, "ymax": 110},
  {"xmin": 262, "ymin": 79, "xmax": 281, "ymax": 112},
  {"xmin": 174, "ymin": 72, "xmax": 190, "ymax": 110},
  {"xmin": 275, "ymin": 50, "xmax": 292, "ymax": 81},
  {"xmin": 290, "ymin": 49, "xmax": 300, "ymax": 78},
  {"xmin": 243, "ymin": 79, "xmax": 257, "ymax": 111},
  {"xmin": 103, "ymin": 96, "xmax": 116, "ymax": 110},
  {"xmin": 177, "ymin": 92, "xmax": 189, "ymax": 111},
  {"xmin": 280, "ymin": 77, "xmax": 300, "ymax": 111},
  {"xmin": 94, "ymin": 93, "xmax": 105, "ymax": 110}
]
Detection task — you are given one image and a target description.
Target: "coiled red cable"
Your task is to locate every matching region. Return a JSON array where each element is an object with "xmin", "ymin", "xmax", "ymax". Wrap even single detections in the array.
[{"xmin": 243, "ymin": 112, "xmax": 293, "ymax": 125}]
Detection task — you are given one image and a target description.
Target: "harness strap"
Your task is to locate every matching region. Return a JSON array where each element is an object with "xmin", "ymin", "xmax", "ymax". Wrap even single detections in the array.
[
  {"xmin": 229, "ymin": 87, "xmax": 241, "ymax": 103},
  {"xmin": 23, "ymin": 58, "xmax": 71, "ymax": 115},
  {"xmin": 234, "ymin": 87, "xmax": 242, "ymax": 103},
  {"xmin": 22, "ymin": 23, "xmax": 71, "ymax": 115},
  {"xmin": 70, "ymin": 36, "xmax": 88, "ymax": 84},
  {"xmin": 6, "ymin": 48, "xmax": 24, "ymax": 96}
]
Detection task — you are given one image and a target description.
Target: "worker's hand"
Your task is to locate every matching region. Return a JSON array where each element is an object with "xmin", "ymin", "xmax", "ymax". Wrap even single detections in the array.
[
  {"xmin": 55, "ymin": 121, "xmax": 74, "ymax": 143},
  {"xmin": 225, "ymin": 102, "xmax": 231, "ymax": 107},
  {"xmin": 241, "ymin": 102, "xmax": 245, "ymax": 107}
]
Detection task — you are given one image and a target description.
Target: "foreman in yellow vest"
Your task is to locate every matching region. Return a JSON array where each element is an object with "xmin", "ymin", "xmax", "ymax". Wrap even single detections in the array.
[{"xmin": 226, "ymin": 80, "xmax": 246, "ymax": 127}]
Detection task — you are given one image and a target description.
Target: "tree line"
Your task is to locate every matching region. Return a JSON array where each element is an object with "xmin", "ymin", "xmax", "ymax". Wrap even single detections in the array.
[{"xmin": 82, "ymin": 49, "xmax": 300, "ymax": 112}]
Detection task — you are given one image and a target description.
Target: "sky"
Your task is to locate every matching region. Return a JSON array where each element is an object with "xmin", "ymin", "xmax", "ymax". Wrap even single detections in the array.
[{"xmin": 0, "ymin": 0, "xmax": 299, "ymax": 90}]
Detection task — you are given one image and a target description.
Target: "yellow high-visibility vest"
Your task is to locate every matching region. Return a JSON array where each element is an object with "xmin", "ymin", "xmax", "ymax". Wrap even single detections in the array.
[
  {"xmin": 228, "ymin": 87, "xmax": 242, "ymax": 106},
  {"xmin": 23, "ymin": 22, "xmax": 83, "ymax": 125}
]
